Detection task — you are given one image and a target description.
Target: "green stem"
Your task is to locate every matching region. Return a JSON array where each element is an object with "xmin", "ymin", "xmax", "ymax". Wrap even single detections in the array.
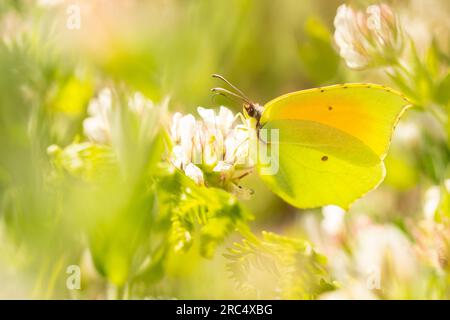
[
  {"xmin": 236, "ymin": 221, "xmax": 261, "ymax": 245},
  {"xmin": 395, "ymin": 60, "xmax": 411, "ymax": 77},
  {"xmin": 113, "ymin": 283, "xmax": 130, "ymax": 300},
  {"xmin": 429, "ymin": 104, "xmax": 447, "ymax": 128},
  {"xmin": 115, "ymin": 284, "xmax": 125, "ymax": 300}
]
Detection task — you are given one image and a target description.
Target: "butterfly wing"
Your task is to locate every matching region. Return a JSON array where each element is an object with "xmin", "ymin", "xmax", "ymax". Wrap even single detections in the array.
[{"xmin": 258, "ymin": 84, "xmax": 411, "ymax": 209}]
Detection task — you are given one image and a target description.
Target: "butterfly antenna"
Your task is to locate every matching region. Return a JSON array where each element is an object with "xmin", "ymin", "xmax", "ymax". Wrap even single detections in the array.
[
  {"xmin": 211, "ymin": 87, "xmax": 251, "ymax": 105},
  {"xmin": 211, "ymin": 90, "xmax": 242, "ymax": 105},
  {"xmin": 211, "ymin": 74, "xmax": 252, "ymax": 102}
]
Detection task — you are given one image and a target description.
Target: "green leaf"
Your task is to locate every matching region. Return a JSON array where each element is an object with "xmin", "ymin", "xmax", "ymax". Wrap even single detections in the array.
[
  {"xmin": 435, "ymin": 71, "xmax": 450, "ymax": 107},
  {"xmin": 297, "ymin": 17, "xmax": 340, "ymax": 84},
  {"xmin": 156, "ymin": 170, "xmax": 252, "ymax": 258},
  {"xmin": 425, "ymin": 39, "xmax": 441, "ymax": 78},
  {"xmin": 225, "ymin": 231, "xmax": 336, "ymax": 299}
]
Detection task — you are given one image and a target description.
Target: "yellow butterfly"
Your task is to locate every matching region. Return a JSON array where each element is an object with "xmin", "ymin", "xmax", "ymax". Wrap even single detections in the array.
[{"xmin": 212, "ymin": 74, "xmax": 412, "ymax": 209}]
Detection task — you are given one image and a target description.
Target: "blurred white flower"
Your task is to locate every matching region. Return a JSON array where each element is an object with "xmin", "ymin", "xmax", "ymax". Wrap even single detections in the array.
[
  {"xmin": 354, "ymin": 225, "xmax": 418, "ymax": 282},
  {"xmin": 321, "ymin": 205, "xmax": 346, "ymax": 236},
  {"xmin": 128, "ymin": 91, "xmax": 156, "ymax": 116},
  {"xmin": 83, "ymin": 88, "xmax": 164, "ymax": 145},
  {"xmin": 414, "ymin": 218, "xmax": 450, "ymax": 272},
  {"xmin": 38, "ymin": 0, "xmax": 65, "ymax": 7},
  {"xmin": 394, "ymin": 121, "xmax": 420, "ymax": 146},
  {"xmin": 83, "ymin": 88, "xmax": 112, "ymax": 144},
  {"xmin": 334, "ymin": 3, "xmax": 403, "ymax": 69},
  {"xmin": 169, "ymin": 107, "xmax": 255, "ymax": 190},
  {"xmin": 400, "ymin": 0, "xmax": 450, "ymax": 54},
  {"xmin": 334, "ymin": 5, "xmax": 370, "ymax": 69},
  {"xmin": 423, "ymin": 186, "xmax": 441, "ymax": 221}
]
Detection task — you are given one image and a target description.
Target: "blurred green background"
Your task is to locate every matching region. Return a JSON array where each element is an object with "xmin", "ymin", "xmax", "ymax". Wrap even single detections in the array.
[{"xmin": 0, "ymin": 0, "xmax": 449, "ymax": 299}]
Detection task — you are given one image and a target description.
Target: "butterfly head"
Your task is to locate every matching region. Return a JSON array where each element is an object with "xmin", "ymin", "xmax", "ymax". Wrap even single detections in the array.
[
  {"xmin": 211, "ymin": 74, "xmax": 262, "ymax": 121},
  {"xmin": 243, "ymin": 102, "xmax": 263, "ymax": 121}
]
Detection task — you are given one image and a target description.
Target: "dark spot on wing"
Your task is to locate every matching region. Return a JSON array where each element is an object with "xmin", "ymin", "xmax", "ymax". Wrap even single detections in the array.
[
  {"xmin": 321, "ymin": 155, "xmax": 328, "ymax": 161},
  {"xmin": 328, "ymin": 106, "xmax": 333, "ymax": 111}
]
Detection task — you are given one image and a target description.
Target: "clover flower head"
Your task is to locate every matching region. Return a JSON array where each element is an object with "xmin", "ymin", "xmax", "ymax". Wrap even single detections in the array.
[
  {"xmin": 83, "ymin": 88, "xmax": 113, "ymax": 144},
  {"xmin": 128, "ymin": 91, "xmax": 156, "ymax": 116},
  {"xmin": 169, "ymin": 106, "xmax": 255, "ymax": 197},
  {"xmin": 334, "ymin": 3, "xmax": 403, "ymax": 69},
  {"xmin": 354, "ymin": 224, "xmax": 418, "ymax": 281},
  {"xmin": 83, "ymin": 88, "xmax": 161, "ymax": 145}
]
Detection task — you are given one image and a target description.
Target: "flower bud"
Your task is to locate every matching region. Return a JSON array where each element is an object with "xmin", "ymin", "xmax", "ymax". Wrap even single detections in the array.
[{"xmin": 334, "ymin": 3, "xmax": 403, "ymax": 69}]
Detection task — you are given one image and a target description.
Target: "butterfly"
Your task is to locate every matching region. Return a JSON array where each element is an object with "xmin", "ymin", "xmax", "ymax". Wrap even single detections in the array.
[{"xmin": 212, "ymin": 74, "xmax": 412, "ymax": 210}]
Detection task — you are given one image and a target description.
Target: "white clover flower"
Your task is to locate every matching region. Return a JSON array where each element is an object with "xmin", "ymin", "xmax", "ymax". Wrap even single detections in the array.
[
  {"xmin": 184, "ymin": 163, "xmax": 204, "ymax": 185},
  {"xmin": 400, "ymin": 0, "xmax": 450, "ymax": 54},
  {"xmin": 128, "ymin": 91, "xmax": 156, "ymax": 116},
  {"xmin": 197, "ymin": 106, "xmax": 235, "ymax": 136},
  {"xmin": 83, "ymin": 88, "xmax": 165, "ymax": 145},
  {"xmin": 334, "ymin": 5, "xmax": 370, "ymax": 69},
  {"xmin": 213, "ymin": 161, "xmax": 233, "ymax": 173},
  {"xmin": 334, "ymin": 3, "xmax": 403, "ymax": 69},
  {"xmin": 354, "ymin": 225, "xmax": 418, "ymax": 282},
  {"xmin": 169, "ymin": 106, "xmax": 255, "ymax": 193},
  {"xmin": 83, "ymin": 88, "xmax": 112, "ymax": 144}
]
